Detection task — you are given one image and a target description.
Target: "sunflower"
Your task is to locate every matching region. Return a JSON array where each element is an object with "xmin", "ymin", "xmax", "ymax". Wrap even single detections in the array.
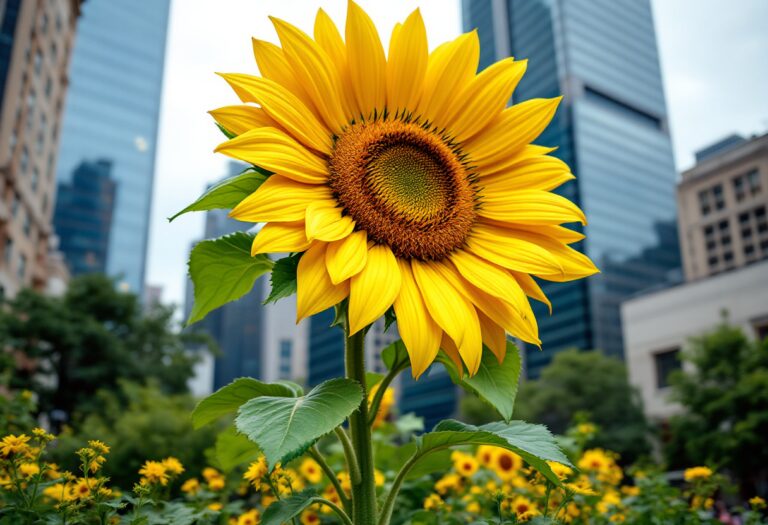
[{"xmin": 212, "ymin": 1, "xmax": 597, "ymax": 377}]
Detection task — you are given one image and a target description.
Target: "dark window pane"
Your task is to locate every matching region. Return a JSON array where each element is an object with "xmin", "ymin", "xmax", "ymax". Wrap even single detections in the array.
[{"xmin": 655, "ymin": 349, "xmax": 681, "ymax": 389}]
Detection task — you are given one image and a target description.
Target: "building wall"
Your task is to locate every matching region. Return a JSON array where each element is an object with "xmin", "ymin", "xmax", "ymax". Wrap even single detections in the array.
[
  {"xmin": 0, "ymin": 0, "xmax": 81, "ymax": 297},
  {"xmin": 677, "ymin": 134, "xmax": 768, "ymax": 281},
  {"xmin": 621, "ymin": 260, "xmax": 768, "ymax": 421},
  {"xmin": 54, "ymin": 0, "xmax": 170, "ymax": 294}
]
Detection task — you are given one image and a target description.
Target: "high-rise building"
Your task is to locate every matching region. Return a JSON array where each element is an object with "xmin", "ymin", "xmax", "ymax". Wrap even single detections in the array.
[
  {"xmin": 185, "ymin": 162, "xmax": 308, "ymax": 391},
  {"xmin": 461, "ymin": 0, "xmax": 680, "ymax": 374},
  {"xmin": 677, "ymin": 133, "xmax": 768, "ymax": 281},
  {"xmin": 0, "ymin": 0, "xmax": 83, "ymax": 297},
  {"xmin": 54, "ymin": 0, "xmax": 170, "ymax": 294},
  {"xmin": 53, "ymin": 159, "xmax": 116, "ymax": 276}
]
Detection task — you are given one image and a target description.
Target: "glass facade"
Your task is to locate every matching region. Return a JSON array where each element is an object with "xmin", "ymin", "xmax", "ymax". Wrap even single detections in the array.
[
  {"xmin": 53, "ymin": 159, "xmax": 116, "ymax": 275},
  {"xmin": 403, "ymin": 0, "xmax": 681, "ymax": 424},
  {"xmin": 54, "ymin": 0, "xmax": 170, "ymax": 293},
  {"xmin": 307, "ymin": 308, "xmax": 345, "ymax": 387}
]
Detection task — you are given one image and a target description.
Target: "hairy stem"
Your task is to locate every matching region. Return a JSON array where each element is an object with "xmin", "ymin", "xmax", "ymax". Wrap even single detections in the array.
[{"xmin": 309, "ymin": 446, "xmax": 351, "ymax": 511}]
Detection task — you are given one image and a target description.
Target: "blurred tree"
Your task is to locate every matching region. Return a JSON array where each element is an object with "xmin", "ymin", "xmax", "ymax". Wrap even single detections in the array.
[
  {"xmin": 665, "ymin": 323, "xmax": 768, "ymax": 496},
  {"xmin": 0, "ymin": 274, "xmax": 212, "ymax": 422},
  {"xmin": 514, "ymin": 349, "xmax": 650, "ymax": 463},
  {"xmin": 49, "ymin": 380, "xmax": 218, "ymax": 489}
]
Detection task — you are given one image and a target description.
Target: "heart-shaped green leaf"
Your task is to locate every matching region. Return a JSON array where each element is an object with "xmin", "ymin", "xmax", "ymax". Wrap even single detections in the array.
[
  {"xmin": 169, "ymin": 168, "xmax": 267, "ymax": 221},
  {"xmin": 236, "ymin": 378, "xmax": 363, "ymax": 469}
]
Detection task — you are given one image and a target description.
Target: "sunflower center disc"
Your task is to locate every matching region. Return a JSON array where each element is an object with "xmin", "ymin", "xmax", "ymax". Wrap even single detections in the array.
[{"xmin": 329, "ymin": 120, "xmax": 476, "ymax": 260}]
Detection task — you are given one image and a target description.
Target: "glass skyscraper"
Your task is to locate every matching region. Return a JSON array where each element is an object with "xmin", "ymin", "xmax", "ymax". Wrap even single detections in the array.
[
  {"xmin": 401, "ymin": 0, "xmax": 681, "ymax": 425},
  {"xmin": 54, "ymin": 0, "xmax": 170, "ymax": 293}
]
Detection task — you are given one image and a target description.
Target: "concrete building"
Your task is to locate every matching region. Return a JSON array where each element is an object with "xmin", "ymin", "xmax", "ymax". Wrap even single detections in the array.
[
  {"xmin": 677, "ymin": 133, "xmax": 768, "ymax": 281},
  {"xmin": 622, "ymin": 260, "xmax": 768, "ymax": 421},
  {"xmin": 0, "ymin": 0, "xmax": 82, "ymax": 297},
  {"xmin": 623, "ymin": 133, "xmax": 768, "ymax": 421}
]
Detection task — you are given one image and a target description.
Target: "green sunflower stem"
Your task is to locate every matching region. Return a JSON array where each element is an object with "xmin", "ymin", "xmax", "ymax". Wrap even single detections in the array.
[{"xmin": 345, "ymin": 326, "xmax": 377, "ymax": 525}]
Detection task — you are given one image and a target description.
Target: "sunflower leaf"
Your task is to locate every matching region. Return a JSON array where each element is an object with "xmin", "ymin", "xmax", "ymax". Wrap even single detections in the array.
[
  {"xmin": 440, "ymin": 342, "xmax": 521, "ymax": 423},
  {"xmin": 187, "ymin": 232, "xmax": 273, "ymax": 325},
  {"xmin": 382, "ymin": 340, "xmax": 410, "ymax": 371},
  {"xmin": 192, "ymin": 377, "xmax": 298, "ymax": 429},
  {"xmin": 261, "ymin": 490, "xmax": 319, "ymax": 525},
  {"xmin": 214, "ymin": 426, "xmax": 261, "ymax": 473},
  {"xmin": 235, "ymin": 378, "xmax": 363, "ymax": 469},
  {"xmin": 169, "ymin": 167, "xmax": 268, "ymax": 222},
  {"xmin": 418, "ymin": 419, "xmax": 571, "ymax": 486},
  {"xmin": 263, "ymin": 253, "xmax": 301, "ymax": 305}
]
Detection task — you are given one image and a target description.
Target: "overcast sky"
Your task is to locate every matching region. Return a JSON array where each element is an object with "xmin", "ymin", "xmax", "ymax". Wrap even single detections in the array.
[{"xmin": 146, "ymin": 0, "xmax": 768, "ymax": 310}]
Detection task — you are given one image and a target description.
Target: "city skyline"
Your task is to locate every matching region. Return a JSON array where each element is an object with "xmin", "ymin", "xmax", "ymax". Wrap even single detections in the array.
[{"xmin": 149, "ymin": 0, "xmax": 768, "ymax": 312}]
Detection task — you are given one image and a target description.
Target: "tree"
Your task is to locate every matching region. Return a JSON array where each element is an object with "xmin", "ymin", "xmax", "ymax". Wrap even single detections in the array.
[
  {"xmin": 513, "ymin": 349, "xmax": 650, "ymax": 463},
  {"xmin": 665, "ymin": 323, "xmax": 768, "ymax": 495},
  {"xmin": 0, "ymin": 274, "xmax": 212, "ymax": 422}
]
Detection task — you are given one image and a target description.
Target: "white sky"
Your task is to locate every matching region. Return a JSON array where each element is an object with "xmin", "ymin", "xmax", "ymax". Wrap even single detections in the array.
[{"xmin": 147, "ymin": 0, "xmax": 768, "ymax": 310}]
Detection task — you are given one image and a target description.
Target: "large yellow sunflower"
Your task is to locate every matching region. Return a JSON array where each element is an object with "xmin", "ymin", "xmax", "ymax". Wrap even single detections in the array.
[{"xmin": 211, "ymin": 2, "xmax": 598, "ymax": 378}]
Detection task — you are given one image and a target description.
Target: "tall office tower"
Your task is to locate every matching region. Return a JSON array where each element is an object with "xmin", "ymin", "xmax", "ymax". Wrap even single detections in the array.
[
  {"xmin": 53, "ymin": 159, "xmax": 116, "ymax": 276},
  {"xmin": 0, "ymin": 0, "xmax": 83, "ymax": 297},
  {"xmin": 54, "ymin": 0, "xmax": 170, "ymax": 294},
  {"xmin": 461, "ymin": 0, "xmax": 680, "ymax": 374},
  {"xmin": 185, "ymin": 162, "xmax": 308, "ymax": 391}
]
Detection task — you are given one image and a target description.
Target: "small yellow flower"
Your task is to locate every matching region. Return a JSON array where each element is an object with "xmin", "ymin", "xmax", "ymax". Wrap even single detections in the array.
[
  {"xmin": 18, "ymin": 463, "xmax": 40, "ymax": 478},
  {"xmin": 70, "ymin": 477, "xmax": 94, "ymax": 500},
  {"xmin": 33, "ymin": 428, "xmax": 55, "ymax": 441},
  {"xmin": 208, "ymin": 476, "xmax": 226, "ymax": 492},
  {"xmin": 337, "ymin": 471, "xmax": 352, "ymax": 495},
  {"xmin": 300, "ymin": 510, "xmax": 320, "ymax": 525},
  {"xmin": 621, "ymin": 485, "xmax": 640, "ymax": 497},
  {"xmin": 547, "ymin": 461, "xmax": 573, "ymax": 480},
  {"xmin": 691, "ymin": 495, "xmax": 714, "ymax": 510},
  {"xmin": 244, "ymin": 457, "xmax": 268, "ymax": 487},
  {"xmin": 88, "ymin": 440, "xmax": 110, "ymax": 454},
  {"xmin": 43, "ymin": 483, "xmax": 68, "ymax": 501},
  {"xmin": 138, "ymin": 460, "xmax": 169, "ymax": 486},
  {"xmin": 576, "ymin": 423, "xmax": 596, "ymax": 435},
  {"xmin": 424, "ymin": 493, "xmax": 444, "ymax": 510},
  {"xmin": 162, "ymin": 457, "xmax": 185, "ymax": 476},
  {"xmin": 565, "ymin": 475, "xmax": 597, "ymax": 496},
  {"xmin": 435, "ymin": 473, "xmax": 463, "ymax": 495},
  {"xmin": 207, "ymin": 502, "xmax": 223, "ymax": 512},
  {"xmin": 597, "ymin": 490, "xmax": 622, "ymax": 513},
  {"xmin": 299, "ymin": 458, "xmax": 323, "ymax": 484},
  {"xmin": 0, "ymin": 434, "xmax": 31, "ymax": 457},
  {"xmin": 510, "ymin": 496, "xmax": 539, "ymax": 520},
  {"xmin": 203, "ymin": 467, "xmax": 223, "ymax": 482},
  {"xmin": 749, "ymin": 496, "xmax": 766, "ymax": 510},
  {"xmin": 374, "ymin": 469, "xmax": 385, "ymax": 487},
  {"xmin": 452, "ymin": 451, "xmax": 479, "ymax": 478},
  {"xmin": 466, "ymin": 501, "xmax": 481, "ymax": 514},
  {"xmin": 493, "ymin": 449, "xmax": 523, "ymax": 481},
  {"xmin": 89, "ymin": 455, "xmax": 107, "ymax": 473},
  {"xmin": 683, "ymin": 466, "xmax": 713, "ymax": 482},
  {"xmin": 321, "ymin": 486, "xmax": 342, "ymax": 514},
  {"xmin": 237, "ymin": 509, "xmax": 261, "ymax": 525},
  {"xmin": 181, "ymin": 477, "xmax": 200, "ymax": 494},
  {"xmin": 476, "ymin": 445, "xmax": 497, "ymax": 468}
]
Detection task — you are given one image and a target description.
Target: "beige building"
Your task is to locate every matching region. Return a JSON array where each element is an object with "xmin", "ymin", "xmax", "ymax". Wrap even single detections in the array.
[
  {"xmin": 0, "ymin": 0, "xmax": 82, "ymax": 298},
  {"xmin": 623, "ymin": 133, "xmax": 768, "ymax": 421},
  {"xmin": 677, "ymin": 133, "xmax": 768, "ymax": 281}
]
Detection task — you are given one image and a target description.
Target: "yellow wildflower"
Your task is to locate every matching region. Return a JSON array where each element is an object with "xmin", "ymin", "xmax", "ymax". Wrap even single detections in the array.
[
  {"xmin": 493, "ymin": 449, "xmax": 523, "ymax": 481},
  {"xmin": 476, "ymin": 445, "xmax": 497, "ymax": 468},
  {"xmin": 749, "ymin": 496, "xmax": 766, "ymax": 509},
  {"xmin": 424, "ymin": 493, "xmax": 444, "ymax": 510},
  {"xmin": 374, "ymin": 469, "xmax": 385, "ymax": 487},
  {"xmin": 181, "ymin": 477, "xmax": 200, "ymax": 494},
  {"xmin": 70, "ymin": 477, "xmax": 94, "ymax": 500},
  {"xmin": 88, "ymin": 440, "xmax": 110, "ymax": 454},
  {"xmin": 237, "ymin": 509, "xmax": 261, "ymax": 525},
  {"xmin": 138, "ymin": 460, "xmax": 169, "ymax": 486},
  {"xmin": 321, "ymin": 486, "xmax": 342, "ymax": 514},
  {"xmin": 162, "ymin": 457, "xmax": 185, "ymax": 476},
  {"xmin": 18, "ymin": 463, "xmax": 40, "ymax": 477},
  {"xmin": 337, "ymin": 471, "xmax": 352, "ymax": 495},
  {"xmin": 300, "ymin": 510, "xmax": 320, "ymax": 525},
  {"xmin": 510, "ymin": 496, "xmax": 539, "ymax": 520},
  {"xmin": 299, "ymin": 458, "xmax": 323, "ymax": 484},
  {"xmin": 43, "ymin": 483, "xmax": 69, "ymax": 501},
  {"xmin": 547, "ymin": 461, "xmax": 573, "ymax": 480},
  {"xmin": 207, "ymin": 502, "xmax": 223, "ymax": 512},
  {"xmin": 683, "ymin": 466, "xmax": 713, "ymax": 482},
  {"xmin": 32, "ymin": 428, "xmax": 55, "ymax": 441},
  {"xmin": 576, "ymin": 423, "xmax": 596, "ymax": 435},
  {"xmin": 621, "ymin": 485, "xmax": 640, "ymax": 497},
  {"xmin": 0, "ymin": 434, "xmax": 31, "ymax": 457},
  {"xmin": 597, "ymin": 490, "xmax": 622, "ymax": 513},
  {"xmin": 203, "ymin": 467, "xmax": 222, "ymax": 482},
  {"xmin": 452, "ymin": 450, "xmax": 479, "ymax": 478},
  {"xmin": 209, "ymin": 476, "xmax": 226, "ymax": 491},
  {"xmin": 435, "ymin": 473, "xmax": 463, "ymax": 495},
  {"xmin": 369, "ymin": 384, "xmax": 396, "ymax": 428},
  {"xmin": 244, "ymin": 457, "xmax": 268, "ymax": 487}
]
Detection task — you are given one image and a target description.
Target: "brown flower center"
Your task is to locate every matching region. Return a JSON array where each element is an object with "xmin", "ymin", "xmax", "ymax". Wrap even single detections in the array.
[{"xmin": 329, "ymin": 119, "xmax": 476, "ymax": 260}]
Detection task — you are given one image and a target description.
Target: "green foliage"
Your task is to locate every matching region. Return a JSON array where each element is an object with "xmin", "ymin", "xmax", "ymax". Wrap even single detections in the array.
[
  {"xmin": 0, "ymin": 389, "xmax": 37, "ymax": 436},
  {"xmin": 214, "ymin": 426, "xmax": 260, "ymax": 473},
  {"xmin": 513, "ymin": 349, "xmax": 650, "ymax": 463},
  {"xmin": 192, "ymin": 377, "xmax": 299, "ymax": 429},
  {"xmin": 418, "ymin": 419, "xmax": 572, "ymax": 486},
  {"xmin": 665, "ymin": 323, "xmax": 768, "ymax": 493},
  {"xmin": 187, "ymin": 232, "xmax": 274, "ymax": 325},
  {"xmin": 235, "ymin": 378, "xmax": 363, "ymax": 469},
  {"xmin": 442, "ymin": 343, "xmax": 522, "ymax": 423},
  {"xmin": 0, "ymin": 274, "xmax": 210, "ymax": 420},
  {"xmin": 49, "ymin": 381, "xmax": 218, "ymax": 490},
  {"xmin": 261, "ymin": 490, "xmax": 322, "ymax": 525},
  {"xmin": 264, "ymin": 253, "xmax": 301, "ymax": 305},
  {"xmin": 169, "ymin": 167, "xmax": 267, "ymax": 221}
]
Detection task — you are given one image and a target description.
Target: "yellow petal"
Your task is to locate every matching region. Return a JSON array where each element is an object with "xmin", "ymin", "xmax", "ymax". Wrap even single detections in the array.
[
  {"xmin": 325, "ymin": 231, "xmax": 368, "ymax": 284},
  {"xmin": 251, "ymin": 39, "xmax": 313, "ymax": 112},
  {"xmin": 418, "ymin": 31, "xmax": 479, "ymax": 126},
  {"xmin": 440, "ymin": 333, "xmax": 464, "ymax": 379},
  {"xmin": 511, "ymin": 271, "xmax": 551, "ymax": 314},
  {"xmin": 314, "ymin": 9, "xmax": 356, "ymax": 119},
  {"xmin": 466, "ymin": 222, "xmax": 563, "ymax": 275},
  {"xmin": 480, "ymin": 155, "xmax": 575, "ymax": 192},
  {"xmin": 251, "ymin": 221, "xmax": 310, "ymax": 255},
  {"xmin": 346, "ymin": 0, "xmax": 386, "ymax": 118},
  {"xmin": 477, "ymin": 144, "xmax": 557, "ymax": 177},
  {"xmin": 217, "ymin": 73, "xmax": 332, "ymax": 155},
  {"xmin": 393, "ymin": 259, "xmax": 441, "ymax": 378},
  {"xmin": 271, "ymin": 17, "xmax": 350, "ymax": 134},
  {"xmin": 230, "ymin": 175, "xmax": 332, "ymax": 223},
  {"xmin": 466, "ymin": 97, "xmax": 562, "ymax": 164},
  {"xmin": 215, "ymin": 127, "xmax": 329, "ymax": 184},
  {"xmin": 479, "ymin": 189, "xmax": 587, "ymax": 225},
  {"xmin": 209, "ymin": 105, "xmax": 276, "ymax": 136},
  {"xmin": 478, "ymin": 311, "xmax": 507, "ymax": 363},
  {"xmin": 305, "ymin": 203, "xmax": 356, "ymax": 242},
  {"xmin": 444, "ymin": 58, "xmax": 527, "ymax": 142},
  {"xmin": 348, "ymin": 244, "xmax": 401, "ymax": 334},
  {"xmin": 517, "ymin": 231, "xmax": 599, "ymax": 282},
  {"xmin": 412, "ymin": 260, "xmax": 483, "ymax": 375},
  {"xmin": 296, "ymin": 243, "xmax": 350, "ymax": 321},
  {"xmin": 387, "ymin": 9, "xmax": 427, "ymax": 112},
  {"xmin": 483, "ymin": 221, "xmax": 585, "ymax": 244}
]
